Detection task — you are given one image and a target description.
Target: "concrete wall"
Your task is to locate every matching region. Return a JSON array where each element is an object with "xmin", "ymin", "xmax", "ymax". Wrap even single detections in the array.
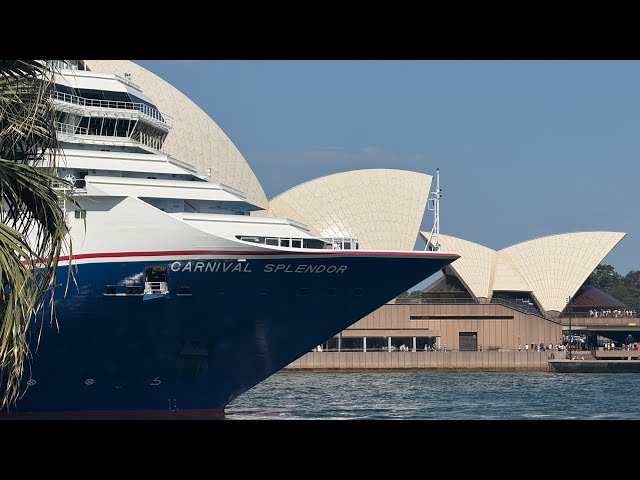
[
  {"xmin": 346, "ymin": 303, "xmax": 562, "ymax": 351},
  {"xmin": 285, "ymin": 351, "xmax": 553, "ymax": 371}
]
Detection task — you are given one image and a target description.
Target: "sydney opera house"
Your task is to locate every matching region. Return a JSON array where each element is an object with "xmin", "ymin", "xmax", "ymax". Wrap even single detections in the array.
[
  {"xmin": 84, "ymin": 60, "xmax": 632, "ymax": 368},
  {"xmin": 275, "ymin": 170, "xmax": 631, "ymax": 361}
]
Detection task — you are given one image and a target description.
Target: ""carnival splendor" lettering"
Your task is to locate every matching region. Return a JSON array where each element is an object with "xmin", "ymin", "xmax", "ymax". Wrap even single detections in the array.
[
  {"xmin": 264, "ymin": 264, "xmax": 347, "ymax": 274},
  {"xmin": 169, "ymin": 261, "xmax": 348, "ymax": 274}
]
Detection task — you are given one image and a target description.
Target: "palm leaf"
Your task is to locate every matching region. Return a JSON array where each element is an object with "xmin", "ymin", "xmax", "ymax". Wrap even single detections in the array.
[{"xmin": 0, "ymin": 59, "xmax": 74, "ymax": 408}]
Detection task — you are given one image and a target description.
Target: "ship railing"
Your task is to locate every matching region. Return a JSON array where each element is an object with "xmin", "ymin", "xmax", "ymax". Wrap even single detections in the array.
[
  {"xmin": 53, "ymin": 91, "xmax": 173, "ymax": 129},
  {"xmin": 51, "ymin": 180, "xmax": 86, "ymax": 193},
  {"xmin": 52, "ymin": 60, "xmax": 79, "ymax": 71},
  {"xmin": 320, "ymin": 237, "xmax": 359, "ymax": 250},
  {"xmin": 56, "ymin": 121, "xmax": 85, "ymax": 136},
  {"xmin": 219, "ymin": 183, "xmax": 246, "ymax": 198},
  {"xmin": 55, "ymin": 121, "xmax": 166, "ymax": 153},
  {"xmin": 144, "ymin": 281, "xmax": 168, "ymax": 295}
]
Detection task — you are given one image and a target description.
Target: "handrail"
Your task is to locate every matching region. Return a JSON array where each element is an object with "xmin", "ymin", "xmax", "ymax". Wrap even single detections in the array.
[
  {"xmin": 559, "ymin": 311, "xmax": 638, "ymax": 319},
  {"xmin": 394, "ymin": 296, "xmax": 550, "ymax": 321},
  {"xmin": 55, "ymin": 121, "xmax": 164, "ymax": 152},
  {"xmin": 144, "ymin": 281, "xmax": 168, "ymax": 295},
  {"xmin": 395, "ymin": 297, "xmax": 476, "ymax": 304},
  {"xmin": 56, "ymin": 121, "xmax": 88, "ymax": 136},
  {"xmin": 219, "ymin": 182, "xmax": 246, "ymax": 198},
  {"xmin": 53, "ymin": 91, "xmax": 172, "ymax": 128},
  {"xmin": 490, "ymin": 297, "xmax": 547, "ymax": 319},
  {"xmin": 319, "ymin": 237, "xmax": 359, "ymax": 250}
]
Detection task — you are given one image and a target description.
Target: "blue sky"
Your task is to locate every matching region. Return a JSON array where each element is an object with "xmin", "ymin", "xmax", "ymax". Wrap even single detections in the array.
[{"xmin": 136, "ymin": 60, "xmax": 640, "ymax": 278}]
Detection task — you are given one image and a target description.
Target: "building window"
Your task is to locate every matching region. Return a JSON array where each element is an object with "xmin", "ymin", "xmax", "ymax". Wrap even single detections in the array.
[{"xmin": 74, "ymin": 209, "xmax": 86, "ymax": 219}]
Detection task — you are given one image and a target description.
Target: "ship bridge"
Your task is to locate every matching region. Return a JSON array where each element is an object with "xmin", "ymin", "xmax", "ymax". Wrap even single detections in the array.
[{"xmin": 53, "ymin": 69, "xmax": 172, "ymax": 153}]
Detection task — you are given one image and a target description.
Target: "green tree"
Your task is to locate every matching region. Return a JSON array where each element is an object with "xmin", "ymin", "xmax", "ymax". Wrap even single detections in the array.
[
  {"xmin": 0, "ymin": 60, "xmax": 72, "ymax": 409},
  {"xmin": 623, "ymin": 270, "xmax": 640, "ymax": 290},
  {"xmin": 588, "ymin": 264, "xmax": 623, "ymax": 291},
  {"xmin": 587, "ymin": 264, "xmax": 640, "ymax": 313}
]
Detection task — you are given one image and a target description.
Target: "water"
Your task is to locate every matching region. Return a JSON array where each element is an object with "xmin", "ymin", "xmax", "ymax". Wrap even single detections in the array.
[{"xmin": 225, "ymin": 370, "xmax": 640, "ymax": 419}]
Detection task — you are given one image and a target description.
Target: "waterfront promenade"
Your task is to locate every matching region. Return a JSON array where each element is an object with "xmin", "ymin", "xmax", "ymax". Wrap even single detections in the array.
[{"xmin": 285, "ymin": 350, "xmax": 555, "ymax": 371}]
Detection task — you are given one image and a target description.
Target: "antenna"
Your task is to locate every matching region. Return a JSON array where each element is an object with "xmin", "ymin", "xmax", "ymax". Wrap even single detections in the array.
[{"xmin": 425, "ymin": 168, "xmax": 442, "ymax": 251}]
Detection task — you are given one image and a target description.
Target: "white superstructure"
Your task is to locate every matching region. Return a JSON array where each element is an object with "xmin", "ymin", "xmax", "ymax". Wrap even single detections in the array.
[{"xmin": 52, "ymin": 60, "xmax": 355, "ymax": 261}]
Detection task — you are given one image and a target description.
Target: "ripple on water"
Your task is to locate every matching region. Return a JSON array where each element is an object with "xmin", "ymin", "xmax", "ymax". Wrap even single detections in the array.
[{"xmin": 224, "ymin": 371, "xmax": 640, "ymax": 420}]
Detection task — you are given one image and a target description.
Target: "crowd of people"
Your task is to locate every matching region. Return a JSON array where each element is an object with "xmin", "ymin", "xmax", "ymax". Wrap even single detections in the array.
[
  {"xmin": 520, "ymin": 343, "xmax": 566, "ymax": 352},
  {"xmin": 588, "ymin": 309, "xmax": 636, "ymax": 318},
  {"xmin": 602, "ymin": 342, "xmax": 640, "ymax": 350}
]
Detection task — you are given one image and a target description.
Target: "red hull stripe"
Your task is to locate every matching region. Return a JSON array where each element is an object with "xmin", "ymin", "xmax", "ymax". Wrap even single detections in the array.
[
  {"xmin": 57, "ymin": 250, "xmax": 459, "ymax": 262},
  {"xmin": 2, "ymin": 408, "xmax": 225, "ymax": 418}
]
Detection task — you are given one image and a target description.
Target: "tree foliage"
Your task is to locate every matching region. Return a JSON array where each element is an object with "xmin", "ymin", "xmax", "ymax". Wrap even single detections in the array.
[
  {"xmin": 588, "ymin": 264, "xmax": 640, "ymax": 312},
  {"xmin": 0, "ymin": 60, "xmax": 73, "ymax": 409}
]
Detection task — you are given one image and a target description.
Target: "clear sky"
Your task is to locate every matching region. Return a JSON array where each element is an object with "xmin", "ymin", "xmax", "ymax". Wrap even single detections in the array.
[{"xmin": 136, "ymin": 60, "xmax": 639, "ymax": 279}]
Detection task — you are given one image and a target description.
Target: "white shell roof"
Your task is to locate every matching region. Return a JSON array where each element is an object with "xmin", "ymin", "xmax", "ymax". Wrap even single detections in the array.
[
  {"xmin": 420, "ymin": 231, "xmax": 627, "ymax": 313},
  {"xmin": 420, "ymin": 234, "xmax": 496, "ymax": 300},
  {"xmin": 501, "ymin": 231, "xmax": 626, "ymax": 313},
  {"xmin": 84, "ymin": 60, "xmax": 268, "ymax": 210},
  {"xmin": 491, "ymin": 255, "xmax": 531, "ymax": 293},
  {"xmin": 266, "ymin": 169, "xmax": 432, "ymax": 250}
]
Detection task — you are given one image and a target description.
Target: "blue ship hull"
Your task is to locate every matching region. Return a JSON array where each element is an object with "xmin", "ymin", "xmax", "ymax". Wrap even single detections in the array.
[{"xmin": 7, "ymin": 252, "xmax": 455, "ymax": 418}]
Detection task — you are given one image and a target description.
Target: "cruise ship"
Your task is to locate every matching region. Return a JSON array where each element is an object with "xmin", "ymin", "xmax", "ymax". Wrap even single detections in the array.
[{"xmin": 7, "ymin": 60, "xmax": 458, "ymax": 418}]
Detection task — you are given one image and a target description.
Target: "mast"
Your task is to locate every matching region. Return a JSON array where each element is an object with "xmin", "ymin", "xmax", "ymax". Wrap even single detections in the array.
[{"xmin": 425, "ymin": 168, "xmax": 442, "ymax": 251}]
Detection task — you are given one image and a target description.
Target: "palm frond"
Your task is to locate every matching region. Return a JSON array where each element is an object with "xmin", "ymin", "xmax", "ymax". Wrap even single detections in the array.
[{"xmin": 0, "ymin": 59, "xmax": 74, "ymax": 408}]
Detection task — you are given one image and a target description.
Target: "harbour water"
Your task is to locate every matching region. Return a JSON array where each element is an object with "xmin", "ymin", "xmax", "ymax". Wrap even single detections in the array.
[{"xmin": 226, "ymin": 370, "xmax": 640, "ymax": 420}]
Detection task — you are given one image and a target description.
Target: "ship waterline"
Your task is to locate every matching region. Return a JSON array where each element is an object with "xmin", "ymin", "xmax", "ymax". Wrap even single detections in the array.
[
  {"xmin": 1, "ymin": 60, "xmax": 458, "ymax": 417},
  {"xmin": 9, "ymin": 252, "xmax": 455, "ymax": 417}
]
